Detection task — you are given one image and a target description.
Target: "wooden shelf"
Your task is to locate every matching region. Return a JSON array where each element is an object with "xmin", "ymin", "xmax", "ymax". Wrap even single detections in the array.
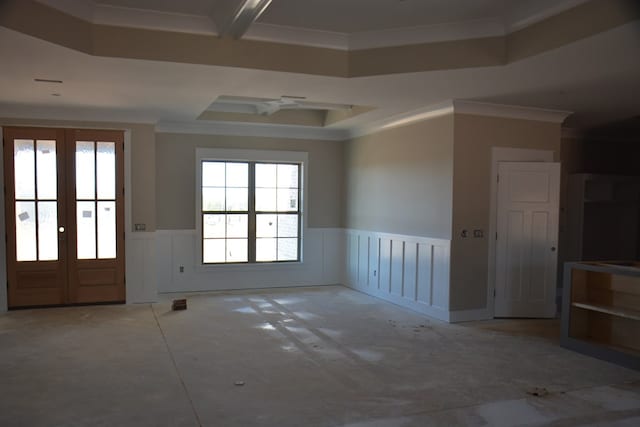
[
  {"xmin": 572, "ymin": 302, "xmax": 640, "ymax": 321},
  {"xmin": 562, "ymin": 262, "xmax": 640, "ymax": 370}
]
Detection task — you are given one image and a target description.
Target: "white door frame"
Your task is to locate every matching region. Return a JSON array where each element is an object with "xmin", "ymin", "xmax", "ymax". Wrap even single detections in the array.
[{"xmin": 486, "ymin": 147, "xmax": 555, "ymax": 318}]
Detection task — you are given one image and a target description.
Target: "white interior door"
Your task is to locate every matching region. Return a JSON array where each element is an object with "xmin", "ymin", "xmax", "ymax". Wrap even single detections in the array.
[{"xmin": 495, "ymin": 162, "xmax": 560, "ymax": 318}]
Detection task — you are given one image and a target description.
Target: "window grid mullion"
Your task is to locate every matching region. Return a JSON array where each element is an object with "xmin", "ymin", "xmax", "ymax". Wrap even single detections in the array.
[
  {"xmin": 248, "ymin": 162, "xmax": 256, "ymax": 263},
  {"xmin": 33, "ymin": 140, "xmax": 41, "ymax": 261},
  {"xmin": 201, "ymin": 160, "xmax": 300, "ymax": 264}
]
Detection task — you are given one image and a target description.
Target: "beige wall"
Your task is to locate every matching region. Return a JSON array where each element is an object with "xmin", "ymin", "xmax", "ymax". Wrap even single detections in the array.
[
  {"xmin": 344, "ymin": 115, "xmax": 454, "ymax": 239},
  {"xmin": 155, "ymin": 133, "xmax": 344, "ymax": 230},
  {"xmin": 450, "ymin": 114, "xmax": 561, "ymax": 310},
  {"xmin": 0, "ymin": 118, "xmax": 156, "ymax": 231}
]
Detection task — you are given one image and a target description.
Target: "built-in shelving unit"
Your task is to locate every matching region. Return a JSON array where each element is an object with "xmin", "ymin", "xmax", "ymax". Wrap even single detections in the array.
[
  {"xmin": 562, "ymin": 262, "xmax": 640, "ymax": 369},
  {"xmin": 565, "ymin": 174, "xmax": 640, "ymax": 263}
]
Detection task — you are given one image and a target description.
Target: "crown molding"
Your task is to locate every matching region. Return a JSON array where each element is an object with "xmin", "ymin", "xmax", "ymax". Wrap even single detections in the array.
[
  {"xmin": 348, "ymin": 99, "xmax": 574, "ymax": 139},
  {"xmin": 349, "ymin": 101, "xmax": 455, "ymax": 139},
  {"xmin": 245, "ymin": 23, "xmax": 349, "ymax": 50},
  {"xmin": 348, "ymin": 18, "xmax": 505, "ymax": 50},
  {"xmin": 155, "ymin": 120, "xmax": 350, "ymax": 141},
  {"xmin": 94, "ymin": 4, "xmax": 216, "ymax": 35},
  {"xmin": 453, "ymin": 100, "xmax": 573, "ymax": 123},
  {"xmin": 507, "ymin": 0, "xmax": 591, "ymax": 32}
]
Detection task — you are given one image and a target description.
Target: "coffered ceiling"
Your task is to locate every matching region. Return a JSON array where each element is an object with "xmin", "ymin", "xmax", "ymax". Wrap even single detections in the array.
[{"xmin": 0, "ymin": 0, "xmax": 639, "ymax": 138}]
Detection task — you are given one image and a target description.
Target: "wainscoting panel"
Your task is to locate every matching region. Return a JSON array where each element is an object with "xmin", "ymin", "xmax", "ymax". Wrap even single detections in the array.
[
  {"xmin": 155, "ymin": 228, "xmax": 344, "ymax": 293},
  {"xmin": 344, "ymin": 229, "xmax": 451, "ymax": 322},
  {"xmin": 125, "ymin": 232, "xmax": 158, "ymax": 303}
]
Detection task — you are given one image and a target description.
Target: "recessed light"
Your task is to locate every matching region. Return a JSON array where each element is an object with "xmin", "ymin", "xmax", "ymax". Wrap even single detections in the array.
[{"xmin": 35, "ymin": 78, "xmax": 63, "ymax": 84}]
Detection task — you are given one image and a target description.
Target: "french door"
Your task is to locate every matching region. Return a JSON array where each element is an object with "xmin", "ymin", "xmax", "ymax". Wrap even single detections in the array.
[{"xmin": 3, "ymin": 127, "xmax": 125, "ymax": 308}]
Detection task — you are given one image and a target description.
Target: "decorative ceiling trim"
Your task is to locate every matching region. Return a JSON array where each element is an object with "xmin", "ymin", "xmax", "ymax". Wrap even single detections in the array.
[
  {"xmin": 33, "ymin": 0, "xmax": 617, "ymax": 51},
  {"xmin": 507, "ymin": 0, "xmax": 592, "ymax": 32},
  {"xmin": 6, "ymin": 0, "xmax": 638, "ymax": 78},
  {"xmin": 348, "ymin": 18, "xmax": 505, "ymax": 50},
  {"xmin": 95, "ymin": 3, "xmax": 216, "ymax": 35},
  {"xmin": 453, "ymin": 100, "xmax": 573, "ymax": 123},
  {"xmin": 349, "ymin": 101, "xmax": 455, "ymax": 139},
  {"xmin": 245, "ymin": 23, "xmax": 349, "ymax": 50},
  {"xmin": 349, "ymin": 100, "xmax": 573, "ymax": 139},
  {"xmin": 155, "ymin": 120, "xmax": 350, "ymax": 141}
]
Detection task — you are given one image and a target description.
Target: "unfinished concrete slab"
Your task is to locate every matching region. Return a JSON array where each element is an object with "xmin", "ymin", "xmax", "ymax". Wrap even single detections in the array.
[{"xmin": 0, "ymin": 285, "xmax": 638, "ymax": 426}]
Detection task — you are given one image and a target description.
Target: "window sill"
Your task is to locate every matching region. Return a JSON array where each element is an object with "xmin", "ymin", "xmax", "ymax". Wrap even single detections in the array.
[{"xmin": 194, "ymin": 260, "xmax": 305, "ymax": 273}]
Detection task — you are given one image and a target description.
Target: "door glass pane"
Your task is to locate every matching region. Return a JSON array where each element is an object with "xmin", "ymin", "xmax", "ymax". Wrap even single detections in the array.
[
  {"xmin": 256, "ymin": 164, "xmax": 276, "ymax": 187},
  {"xmin": 36, "ymin": 140, "xmax": 57, "ymax": 200},
  {"xmin": 277, "ymin": 164, "xmax": 299, "ymax": 188},
  {"xmin": 15, "ymin": 201, "xmax": 36, "ymax": 261},
  {"xmin": 38, "ymin": 201, "xmax": 58, "ymax": 261},
  {"xmin": 255, "ymin": 188, "xmax": 276, "ymax": 211},
  {"xmin": 277, "ymin": 215, "xmax": 298, "ymax": 238},
  {"xmin": 203, "ymin": 239, "xmax": 225, "ymax": 263},
  {"xmin": 203, "ymin": 214, "xmax": 225, "ymax": 238},
  {"xmin": 97, "ymin": 201, "xmax": 116, "ymax": 259},
  {"xmin": 226, "ymin": 163, "xmax": 248, "ymax": 187},
  {"xmin": 202, "ymin": 162, "xmax": 225, "ymax": 187},
  {"xmin": 77, "ymin": 201, "xmax": 96, "ymax": 259},
  {"xmin": 278, "ymin": 238, "xmax": 298, "ymax": 261},
  {"xmin": 256, "ymin": 214, "xmax": 277, "ymax": 238},
  {"xmin": 227, "ymin": 214, "xmax": 248, "ymax": 238},
  {"xmin": 277, "ymin": 188, "xmax": 298, "ymax": 211},
  {"xmin": 14, "ymin": 139, "xmax": 35, "ymax": 199},
  {"xmin": 256, "ymin": 238, "xmax": 277, "ymax": 262},
  {"xmin": 76, "ymin": 141, "xmax": 95, "ymax": 199},
  {"xmin": 227, "ymin": 239, "xmax": 247, "ymax": 262},
  {"xmin": 96, "ymin": 142, "xmax": 115, "ymax": 200}
]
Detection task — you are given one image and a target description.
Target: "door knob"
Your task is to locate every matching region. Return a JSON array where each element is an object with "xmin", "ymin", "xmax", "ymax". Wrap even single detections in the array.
[
  {"xmin": 59, "ymin": 226, "xmax": 65, "ymax": 233},
  {"xmin": 551, "ymin": 247, "xmax": 556, "ymax": 252}
]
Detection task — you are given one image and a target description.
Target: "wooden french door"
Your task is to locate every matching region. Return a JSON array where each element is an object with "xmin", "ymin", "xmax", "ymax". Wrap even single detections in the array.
[{"xmin": 3, "ymin": 127, "xmax": 125, "ymax": 308}]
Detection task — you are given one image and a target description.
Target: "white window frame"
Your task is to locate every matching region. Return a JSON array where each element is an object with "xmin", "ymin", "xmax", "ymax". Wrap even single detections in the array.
[{"xmin": 195, "ymin": 148, "xmax": 308, "ymax": 271}]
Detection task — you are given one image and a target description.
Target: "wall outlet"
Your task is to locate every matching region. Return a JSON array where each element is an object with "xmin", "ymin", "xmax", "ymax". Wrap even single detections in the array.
[
  {"xmin": 134, "ymin": 223, "xmax": 146, "ymax": 231},
  {"xmin": 179, "ymin": 266, "xmax": 184, "ymax": 273},
  {"xmin": 373, "ymin": 270, "xmax": 377, "ymax": 276},
  {"xmin": 473, "ymin": 229, "xmax": 484, "ymax": 238}
]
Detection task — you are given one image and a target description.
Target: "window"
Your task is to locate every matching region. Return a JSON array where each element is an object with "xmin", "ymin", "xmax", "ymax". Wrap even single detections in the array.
[{"xmin": 199, "ymin": 154, "xmax": 303, "ymax": 264}]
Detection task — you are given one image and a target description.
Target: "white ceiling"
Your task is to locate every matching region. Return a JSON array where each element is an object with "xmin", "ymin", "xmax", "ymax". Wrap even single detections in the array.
[
  {"xmin": 258, "ymin": 0, "xmax": 505, "ymax": 33},
  {"xmin": 1, "ymin": 16, "xmax": 639, "ymax": 137},
  {"xmin": 38, "ymin": 0, "xmax": 592, "ymax": 50},
  {"xmin": 91, "ymin": 0, "xmax": 586, "ymax": 33}
]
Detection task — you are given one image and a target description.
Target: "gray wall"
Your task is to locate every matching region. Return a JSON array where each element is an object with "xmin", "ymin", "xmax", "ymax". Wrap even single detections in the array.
[
  {"xmin": 450, "ymin": 114, "xmax": 561, "ymax": 310},
  {"xmin": 343, "ymin": 115, "xmax": 454, "ymax": 239},
  {"xmin": 155, "ymin": 132, "xmax": 344, "ymax": 230}
]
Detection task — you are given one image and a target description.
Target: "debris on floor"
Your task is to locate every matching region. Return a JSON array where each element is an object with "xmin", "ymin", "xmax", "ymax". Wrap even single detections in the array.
[
  {"xmin": 172, "ymin": 299, "xmax": 187, "ymax": 311},
  {"xmin": 526, "ymin": 387, "xmax": 550, "ymax": 397},
  {"xmin": 234, "ymin": 381, "xmax": 245, "ymax": 386}
]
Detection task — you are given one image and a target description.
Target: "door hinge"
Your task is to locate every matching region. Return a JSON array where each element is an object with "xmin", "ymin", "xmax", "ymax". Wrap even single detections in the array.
[
  {"xmin": 494, "ymin": 289, "xmax": 496, "ymax": 297},
  {"xmin": 497, "ymin": 174, "xmax": 500, "ymax": 183},
  {"xmin": 495, "ymin": 232, "xmax": 498, "ymax": 240}
]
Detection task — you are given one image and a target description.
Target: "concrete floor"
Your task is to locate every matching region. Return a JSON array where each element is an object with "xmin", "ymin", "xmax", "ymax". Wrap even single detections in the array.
[{"xmin": 0, "ymin": 285, "xmax": 638, "ymax": 427}]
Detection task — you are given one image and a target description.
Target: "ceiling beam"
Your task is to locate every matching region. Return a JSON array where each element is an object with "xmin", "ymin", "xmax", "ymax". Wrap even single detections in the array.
[{"xmin": 211, "ymin": 0, "xmax": 273, "ymax": 39}]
